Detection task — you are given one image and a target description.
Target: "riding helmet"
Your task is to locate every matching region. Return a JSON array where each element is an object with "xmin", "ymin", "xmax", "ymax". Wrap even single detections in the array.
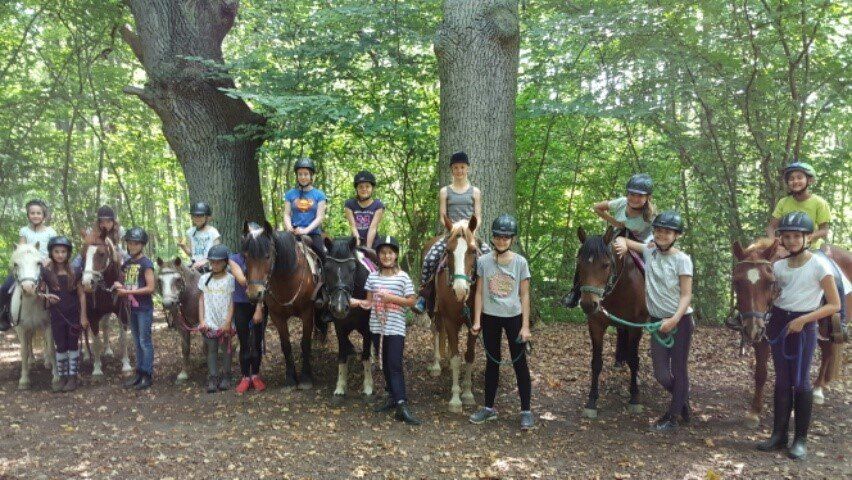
[
  {"xmin": 190, "ymin": 202, "xmax": 212, "ymax": 216},
  {"xmin": 373, "ymin": 235, "xmax": 400, "ymax": 253},
  {"xmin": 353, "ymin": 170, "xmax": 377, "ymax": 188},
  {"xmin": 776, "ymin": 211, "xmax": 815, "ymax": 234},
  {"xmin": 294, "ymin": 157, "xmax": 316, "ymax": 174},
  {"xmin": 651, "ymin": 210, "xmax": 684, "ymax": 233},
  {"xmin": 450, "ymin": 151, "xmax": 470, "ymax": 166},
  {"xmin": 124, "ymin": 226, "xmax": 149, "ymax": 244},
  {"xmin": 783, "ymin": 161, "xmax": 816, "ymax": 180},
  {"xmin": 47, "ymin": 236, "xmax": 73, "ymax": 254},
  {"xmin": 96, "ymin": 205, "xmax": 116, "ymax": 220},
  {"xmin": 491, "ymin": 214, "xmax": 518, "ymax": 237},
  {"xmin": 207, "ymin": 244, "xmax": 230, "ymax": 261},
  {"xmin": 626, "ymin": 173, "xmax": 653, "ymax": 195}
]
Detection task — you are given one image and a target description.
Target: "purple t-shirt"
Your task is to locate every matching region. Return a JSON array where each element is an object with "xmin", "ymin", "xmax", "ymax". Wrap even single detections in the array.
[
  {"xmin": 344, "ymin": 198, "xmax": 384, "ymax": 243},
  {"xmin": 121, "ymin": 256, "xmax": 154, "ymax": 311},
  {"xmin": 229, "ymin": 253, "xmax": 251, "ymax": 304}
]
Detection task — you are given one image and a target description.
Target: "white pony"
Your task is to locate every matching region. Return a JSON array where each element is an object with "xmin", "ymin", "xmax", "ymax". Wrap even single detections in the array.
[{"xmin": 9, "ymin": 243, "xmax": 59, "ymax": 389}]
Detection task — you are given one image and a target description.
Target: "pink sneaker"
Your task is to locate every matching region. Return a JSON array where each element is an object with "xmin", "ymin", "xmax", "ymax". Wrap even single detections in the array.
[
  {"xmin": 251, "ymin": 375, "xmax": 266, "ymax": 392},
  {"xmin": 235, "ymin": 377, "xmax": 252, "ymax": 394}
]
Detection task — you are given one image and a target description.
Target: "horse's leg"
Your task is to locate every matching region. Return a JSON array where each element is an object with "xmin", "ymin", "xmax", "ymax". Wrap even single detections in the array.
[
  {"xmin": 461, "ymin": 327, "xmax": 476, "ymax": 406},
  {"xmin": 448, "ymin": 321, "xmax": 463, "ymax": 413},
  {"xmin": 427, "ymin": 316, "xmax": 442, "ymax": 377},
  {"xmin": 43, "ymin": 322, "xmax": 59, "ymax": 386},
  {"xmin": 275, "ymin": 314, "xmax": 298, "ymax": 388},
  {"xmin": 82, "ymin": 323, "xmax": 92, "ymax": 362},
  {"xmin": 360, "ymin": 321, "xmax": 373, "ymax": 397},
  {"xmin": 584, "ymin": 318, "xmax": 605, "ymax": 419},
  {"xmin": 332, "ymin": 320, "xmax": 349, "ymax": 403},
  {"xmin": 17, "ymin": 326, "xmax": 31, "ymax": 390},
  {"xmin": 102, "ymin": 315, "xmax": 114, "ymax": 357},
  {"xmin": 118, "ymin": 314, "xmax": 132, "ymax": 374},
  {"xmin": 813, "ymin": 340, "xmax": 832, "ymax": 405},
  {"xmin": 626, "ymin": 328, "xmax": 643, "ymax": 413},
  {"xmin": 746, "ymin": 339, "xmax": 770, "ymax": 428},
  {"xmin": 298, "ymin": 309, "xmax": 314, "ymax": 389},
  {"xmin": 176, "ymin": 329, "xmax": 191, "ymax": 384},
  {"xmin": 91, "ymin": 318, "xmax": 104, "ymax": 378}
]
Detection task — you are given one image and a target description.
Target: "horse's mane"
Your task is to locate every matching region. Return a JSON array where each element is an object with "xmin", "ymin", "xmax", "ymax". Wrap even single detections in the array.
[
  {"xmin": 745, "ymin": 237, "xmax": 775, "ymax": 253},
  {"xmin": 241, "ymin": 228, "xmax": 297, "ymax": 274},
  {"xmin": 328, "ymin": 237, "xmax": 355, "ymax": 258}
]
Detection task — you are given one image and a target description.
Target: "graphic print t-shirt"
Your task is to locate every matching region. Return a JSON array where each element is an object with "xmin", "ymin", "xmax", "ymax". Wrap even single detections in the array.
[
  {"xmin": 476, "ymin": 252, "xmax": 531, "ymax": 317},
  {"xmin": 121, "ymin": 256, "xmax": 154, "ymax": 311},
  {"xmin": 284, "ymin": 188, "xmax": 327, "ymax": 234},
  {"xmin": 344, "ymin": 198, "xmax": 385, "ymax": 242}
]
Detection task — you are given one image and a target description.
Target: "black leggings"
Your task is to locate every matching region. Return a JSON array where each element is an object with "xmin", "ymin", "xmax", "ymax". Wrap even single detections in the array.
[
  {"xmin": 306, "ymin": 233, "xmax": 326, "ymax": 263},
  {"xmin": 234, "ymin": 302, "xmax": 266, "ymax": 377},
  {"xmin": 372, "ymin": 334, "xmax": 407, "ymax": 403},
  {"xmin": 482, "ymin": 313, "xmax": 531, "ymax": 411}
]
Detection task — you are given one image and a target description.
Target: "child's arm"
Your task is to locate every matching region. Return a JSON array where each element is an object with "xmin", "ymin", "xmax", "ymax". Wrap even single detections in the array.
[
  {"xmin": 350, "ymin": 291, "xmax": 373, "ymax": 309},
  {"xmin": 613, "ymin": 236, "xmax": 646, "ymax": 257},
  {"xmin": 139, "ymin": 267, "xmax": 157, "ymax": 295},
  {"xmin": 438, "ymin": 187, "xmax": 448, "ymax": 225},
  {"xmin": 283, "ymin": 200, "xmax": 294, "ymax": 232},
  {"xmin": 78, "ymin": 283, "xmax": 89, "ymax": 329},
  {"xmin": 380, "ymin": 292, "xmax": 416, "ymax": 308},
  {"xmin": 344, "ymin": 207, "xmax": 360, "ymax": 245},
  {"xmin": 223, "ymin": 301, "xmax": 234, "ymax": 332},
  {"xmin": 252, "ymin": 303, "xmax": 264, "ymax": 324},
  {"xmin": 660, "ymin": 275, "xmax": 693, "ymax": 333},
  {"xmin": 229, "ymin": 259, "xmax": 248, "ymax": 287},
  {"xmin": 366, "ymin": 208, "xmax": 383, "ymax": 249},
  {"xmin": 812, "ymin": 222, "xmax": 830, "ymax": 243},
  {"xmin": 198, "ymin": 293, "xmax": 207, "ymax": 330},
  {"xmin": 593, "ymin": 200, "xmax": 624, "ymax": 228},
  {"xmin": 788, "ymin": 275, "xmax": 841, "ymax": 333},
  {"xmin": 519, "ymin": 278, "xmax": 531, "ymax": 341},
  {"xmin": 471, "ymin": 277, "xmax": 485, "ymax": 335},
  {"xmin": 472, "ymin": 188, "xmax": 482, "ymax": 232},
  {"xmin": 302, "ymin": 201, "xmax": 327, "ymax": 234}
]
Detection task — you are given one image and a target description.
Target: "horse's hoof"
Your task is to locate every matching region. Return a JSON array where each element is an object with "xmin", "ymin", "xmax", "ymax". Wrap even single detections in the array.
[
  {"xmin": 813, "ymin": 388, "xmax": 825, "ymax": 405},
  {"xmin": 91, "ymin": 371, "xmax": 104, "ymax": 379},
  {"xmin": 175, "ymin": 374, "xmax": 189, "ymax": 385},
  {"xmin": 103, "ymin": 348, "xmax": 114, "ymax": 357},
  {"xmin": 427, "ymin": 365, "xmax": 441, "ymax": 378},
  {"xmin": 627, "ymin": 403, "xmax": 643, "ymax": 414},
  {"xmin": 582, "ymin": 408, "xmax": 598, "ymax": 419},
  {"xmin": 330, "ymin": 394, "xmax": 345, "ymax": 406},
  {"xmin": 298, "ymin": 382, "xmax": 313, "ymax": 390},
  {"xmin": 448, "ymin": 401, "xmax": 463, "ymax": 414},
  {"xmin": 17, "ymin": 382, "xmax": 30, "ymax": 391},
  {"xmin": 121, "ymin": 362, "xmax": 133, "ymax": 373},
  {"xmin": 461, "ymin": 393, "xmax": 475, "ymax": 406},
  {"xmin": 745, "ymin": 413, "xmax": 760, "ymax": 428}
]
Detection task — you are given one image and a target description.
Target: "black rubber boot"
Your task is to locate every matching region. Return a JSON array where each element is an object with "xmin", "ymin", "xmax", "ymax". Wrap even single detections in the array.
[
  {"xmin": 681, "ymin": 400, "xmax": 692, "ymax": 425},
  {"xmin": 757, "ymin": 389, "xmax": 792, "ymax": 451},
  {"xmin": 394, "ymin": 402, "xmax": 422, "ymax": 425},
  {"xmin": 123, "ymin": 370, "xmax": 143, "ymax": 389},
  {"xmin": 788, "ymin": 390, "xmax": 813, "ymax": 460},
  {"xmin": 135, "ymin": 372, "xmax": 152, "ymax": 390},
  {"xmin": 373, "ymin": 396, "xmax": 395, "ymax": 413}
]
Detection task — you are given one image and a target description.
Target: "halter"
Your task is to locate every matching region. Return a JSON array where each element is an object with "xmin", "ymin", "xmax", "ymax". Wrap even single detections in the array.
[
  {"xmin": 727, "ymin": 258, "xmax": 775, "ymax": 344},
  {"xmin": 325, "ymin": 255, "xmax": 357, "ymax": 298},
  {"xmin": 248, "ymin": 234, "xmax": 303, "ymax": 308},
  {"xmin": 10, "ymin": 259, "xmax": 44, "ymax": 327},
  {"xmin": 445, "ymin": 233, "xmax": 480, "ymax": 288},
  {"xmin": 578, "ymin": 244, "xmax": 624, "ymax": 301},
  {"xmin": 83, "ymin": 241, "xmax": 115, "ymax": 292},
  {"xmin": 158, "ymin": 267, "xmax": 187, "ymax": 328}
]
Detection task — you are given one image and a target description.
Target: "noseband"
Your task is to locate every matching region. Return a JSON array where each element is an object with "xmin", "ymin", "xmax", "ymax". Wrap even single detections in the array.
[
  {"xmin": 578, "ymin": 244, "xmax": 623, "ymax": 302},
  {"xmin": 326, "ymin": 255, "xmax": 357, "ymax": 298},
  {"xmin": 83, "ymin": 242, "xmax": 115, "ymax": 290},
  {"xmin": 727, "ymin": 258, "xmax": 775, "ymax": 345},
  {"xmin": 12, "ymin": 262, "xmax": 42, "ymax": 288},
  {"xmin": 247, "ymin": 234, "xmax": 302, "ymax": 307}
]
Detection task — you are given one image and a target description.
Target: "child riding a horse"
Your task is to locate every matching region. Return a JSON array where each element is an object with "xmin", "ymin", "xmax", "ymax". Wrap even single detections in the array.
[
  {"xmin": 469, "ymin": 214, "xmax": 534, "ymax": 430},
  {"xmin": 766, "ymin": 162, "xmax": 831, "ymax": 254},
  {"xmin": 564, "ymin": 174, "xmax": 656, "ymax": 308},
  {"xmin": 0, "ymin": 199, "xmax": 57, "ymax": 331},
  {"xmin": 284, "ymin": 157, "xmax": 328, "ymax": 263},
  {"xmin": 118, "ymin": 227, "xmax": 157, "ymax": 390},
  {"xmin": 413, "ymin": 151, "xmax": 490, "ymax": 314},
  {"xmin": 198, "ymin": 244, "xmax": 236, "ymax": 393},
  {"xmin": 614, "ymin": 210, "xmax": 694, "ymax": 432},
  {"xmin": 757, "ymin": 212, "xmax": 841, "ymax": 460},
  {"xmin": 345, "ymin": 170, "xmax": 384, "ymax": 250},
  {"xmin": 179, "ymin": 202, "xmax": 221, "ymax": 272}
]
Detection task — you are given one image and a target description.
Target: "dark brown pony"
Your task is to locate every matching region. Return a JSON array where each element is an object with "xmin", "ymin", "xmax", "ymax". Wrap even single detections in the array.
[
  {"xmin": 576, "ymin": 226, "xmax": 648, "ymax": 419},
  {"xmin": 426, "ymin": 215, "xmax": 479, "ymax": 413},
  {"xmin": 80, "ymin": 230, "xmax": 132, "ymax": 377},
  {"xmin": 730, "ymin": 239, "xmax": 849, "ymax": 426},
  {"xmin": 242, "ymin": 220, "xmax": 321, "ymax": 389},
  {"xmin": 155, "ymin": 257, "xmax": 201, "ymax": 383}
]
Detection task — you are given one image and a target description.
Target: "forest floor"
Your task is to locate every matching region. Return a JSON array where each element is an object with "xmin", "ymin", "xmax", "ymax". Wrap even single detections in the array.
[{"xmin": 0, "ymin": 316, "xmax": 849, "ymax": 479}]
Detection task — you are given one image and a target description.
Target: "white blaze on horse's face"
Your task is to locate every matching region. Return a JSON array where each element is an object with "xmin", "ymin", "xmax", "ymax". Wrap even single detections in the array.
[
  {"xmin": 81, "ymin": 245, "xmax": 98, "ymax": 289},
  {"xmin": 158, "ymin": 270, "xmax": 180, "ymax": 308},
  {"xmin": 746, "ymin": 268, "xmax": 760, "ymax": 285},
  {"xmin": 11, "ymin": 244, "xmax": 41, "ymax": 296},
  {"xmin": 451, "ymin": 234, "xmax": 470, "ymax": 302}
]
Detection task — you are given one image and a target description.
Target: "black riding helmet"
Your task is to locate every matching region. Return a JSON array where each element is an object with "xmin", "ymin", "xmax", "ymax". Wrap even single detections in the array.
[
  {"xmin": 190, "ymin": 202, "xmax": 212, "ymax": 216},
  {"xmin": 353, "ymin": 170, "xmax": 376, "ymax": 188},
  {"xmin": 294, "ymin": 157, "xmax": 316, "ymax": 174},
  {"xmin": 776, "ymin": 211, "xmax": 815, "ymax": 234},
  {"xmin": 373, "ymin": 235, "xmax": 400, "ymax": 253},
  {"xmin": 47, "ymin": 236, "xmax": 73, "ymax": 254},
  {"xmin": 124, "ymin": 226, "xmax": 149, "ymax": 245},
  {"xmin": 207, "ymin": 244, "xmax": 230, "ymax": 261},
  {"xmin": 450, "ymin": 151, "xmax": 470, "ymax": 166},
  {"xmin": 96, "ymin": 205, "xmax": 116, "ymax": 220},
  {"xmin": 652, "ymin": 210, "xmax": 684, "ymax": 233},
  {"xmin": 626, "ymin": 173, "xmax": 653, "ymax": 195},
  {"xmin": 491, "ymin": 214, "xmax": 518, "ymax": 237}
]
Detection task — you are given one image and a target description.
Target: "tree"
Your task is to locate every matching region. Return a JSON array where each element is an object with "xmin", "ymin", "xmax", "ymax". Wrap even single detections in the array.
[
  {"xmin": 434, "ymin": 0, "xmax": 520, "ymax": 232},
  {"xmin": 122, "ymin": 0, "xmax": 265, "ymax": 248}
]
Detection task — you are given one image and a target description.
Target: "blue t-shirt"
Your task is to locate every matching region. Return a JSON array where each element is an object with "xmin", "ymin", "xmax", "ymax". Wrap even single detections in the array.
[
  {"xmin": 284, "ymin": 188, "xmax": 327, "ymax": 234},
  {"xmin": 344, "ymin": 198, "xmax": 385, "ymax": 243},
  {"xmin": 121, "ymin": 256, "xmax": 154, "ymax": 311},
  {"xmin": 229, "ymin": 253, "xmax": 250, "ymax": 304}
]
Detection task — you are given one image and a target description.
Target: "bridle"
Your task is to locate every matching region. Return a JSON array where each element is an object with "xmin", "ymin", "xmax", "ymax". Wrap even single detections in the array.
[
  {"xmin": 158, "ymin": 266, "xmax": 187, "ymax": 328},
  {"xmin": 83, "ymin": 241, "xmax": 116, "ymax": 293},
  {"xmin": 726, "ymin": 258, "xmax": 775, "ymax": 346},
  {"xmin": 446, "ymin": 232, "xmax": 479, "ymax": 288},
  {"xmin": 578, "ymin": 242, "xmax": 625, "ymax": 303},
  {"xmin": 247, "ymin": 233, "xmax": 303, "ymax": 307},
  {"xmin": 325, "ymin": 254, "xmax": 357, "ymax": 299},
  {"xmin": 10, "ymin": 257, "xmax": 44, "ymax": 327}
]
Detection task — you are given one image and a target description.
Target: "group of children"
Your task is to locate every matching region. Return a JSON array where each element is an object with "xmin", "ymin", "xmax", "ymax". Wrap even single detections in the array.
[{"xmin": 0, "ymin": 156, "xmax": 844, "ymax": 452}]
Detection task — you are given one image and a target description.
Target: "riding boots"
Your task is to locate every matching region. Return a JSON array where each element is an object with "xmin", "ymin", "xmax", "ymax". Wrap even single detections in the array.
[
  {"xmin": 757, "ymin": 388, "xmax": 792, "ymax": 451},
  {"xmin": 394, "ymin": 401, "xmax": 421, "ymax": 425},
  {"xmin": 788, "ymin": 390, "xmax": 813, "ymax": 460}
]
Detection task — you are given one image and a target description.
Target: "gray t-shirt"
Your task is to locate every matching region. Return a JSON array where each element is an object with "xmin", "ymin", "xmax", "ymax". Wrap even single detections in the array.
[
  {"xmin": 642, "ymin": 246, "xmax": 694, "ymax": 318},
  {"xmin": 476, "ymin": 252, "xmax": 531, "ymax": 317},
  {"xmin": 608, "ymin": 197, "xmax": 653, "ymax": 242}
]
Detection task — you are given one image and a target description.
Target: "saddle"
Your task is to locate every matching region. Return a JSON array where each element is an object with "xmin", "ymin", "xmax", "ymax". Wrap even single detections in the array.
[
  {"xmin": 813, "ymin": 249, "xmax": 848, "ymax": 344},
  {"xmin": 295, "ymin": 239, "xmax": 322, "ymax": 280}
]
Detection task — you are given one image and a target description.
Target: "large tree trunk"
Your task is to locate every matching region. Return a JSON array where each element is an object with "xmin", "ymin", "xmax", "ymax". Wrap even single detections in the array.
[
  {"xmin": 122, "ymin": 0, "xmax": 265, "ymax": 249},
  {"xmin": 434, "ymin": 0, "xmax": 520, "ymax": 235}
]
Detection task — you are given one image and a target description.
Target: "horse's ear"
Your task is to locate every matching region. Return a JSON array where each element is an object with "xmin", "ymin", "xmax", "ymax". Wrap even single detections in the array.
[
  {"xmin": 577, "ymin": 227, "xmax": 586, "ymax": 243},
  {"xmin": 603, "ymin": 226, "xmax": 614, "ymax": 244},
  {"xmin": 262, "ymin": 220, "xmax": 274, "ymax": 236},
  {"xmin": 468, "ymin": 215, "xmax": 478, "ymax": 233},
  {"xmin": 732, "ymin": 241, "xmax": 745, "ymax": 261},
  {"xmin": 324, "ymin": 236, "xmax": 334, "ymax": 252},
  {"xmin": 763, "ymin": 239, "xmax": 778, "ymax": 261},
  {"xmin": 174, "ymin": 257, "xmax": 182, "ymax": 267},
  {"xmin": 348, "ymin": 236, "xmax": 357, "ymax": 252},
  {"xmin": 79, "ymin": 228, "xmax": 88, "ymax": 239},
  {"xmin": 442, "ymin": 213, "xmax": 454, "ymax": 231},
  {"xmin": 156, "ymin": 257, "xmax": 164, "ymax": 268},
  {"xmin": 242, "ymin": 221, "xmax": 250, "ymax": 235}
]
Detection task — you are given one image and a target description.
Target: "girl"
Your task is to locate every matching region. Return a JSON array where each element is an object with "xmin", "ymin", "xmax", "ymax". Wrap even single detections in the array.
[
  {"xmin": 757, "ymin": 211, "xmax": 840, "ymax": 460},
  {"xmin": 563, "ymin": 173, "xmax": 656, "ymax": 308},
  {"xmin": 179, "ymin": 202, "xmax": 221, "ymax": 272},
  {"xmin": 198, "ymin": 244, "xmax": 236, "ymax": 393},
  {"xmin": 413, "ymin": 151, "xmax": 489, "ymax": 314},
  {"xmin": 117, "ymin": 227, "xmax": 157, "ymax": 390},
  {"xmin": 353, "ymin": 235, "xmax": 421, "ymax": 425},
  {"xmin": 766, "ymin": 162, "xmax": 832, "ymax": 253},
  {"xmin": 72, "ymin": 205, "xmax": 127, "ymax": 271},
  {"xmin": 469, "ymin": 214, "xmax": 534, "ymax": 430},
  {"xmin": 613, "ymin": 210, "xmax": 693, "ymax": 432},
  {"xmin": 228, "ymin": 228, "xmax": 267, "ymax": 394},
  {"xmin": 344, "ymin": 170, "xmax": 384, "ymax": 249},
  {"xmin": 0, "ymin": 199, "xmax": 57, "ymax": 330},
  {"xmin": 42, "ymin": 236, "xmax": 87, "ymax": 392},
  {"xmin": 283, "ymin": 157, "xmax": 327, "ymax": 263}
]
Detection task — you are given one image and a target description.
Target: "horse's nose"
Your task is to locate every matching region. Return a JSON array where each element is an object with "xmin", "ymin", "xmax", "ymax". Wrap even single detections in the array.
[
  {"xmin": 580, "ymin": 299, "xmax": 599, "ymax": 315},
  {"xmin": 21, "ymin": 281, "xmax": 37, "ymax": 295}
]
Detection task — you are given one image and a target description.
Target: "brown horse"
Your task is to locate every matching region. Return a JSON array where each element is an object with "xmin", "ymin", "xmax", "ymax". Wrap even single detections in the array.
[
  {"xmin": 576, "ymin": 226, "xmax": 648, "ymax": 419},
  {"xmin": 242, "ymin": 220, "xmax": 321, "ymax": 389},
  {"xmin": 425, "ymin": 215, "xmax": 479, "ymax": 413},
  {"xmin": 730, "ymin": 239, "xmax": 849, "ymax": 427},
  {"xmin": 80, "ymin": 230, "xmax": 132, "ymax": 377},
  {"xmin": 155, "ymin": 257, "xmax": 202, "ymax": 383}
]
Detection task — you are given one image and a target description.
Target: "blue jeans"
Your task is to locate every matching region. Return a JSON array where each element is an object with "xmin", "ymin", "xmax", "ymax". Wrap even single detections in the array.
[{"xmin": 130, "ymin": 309, "xmax": 154, "ymax": 374}]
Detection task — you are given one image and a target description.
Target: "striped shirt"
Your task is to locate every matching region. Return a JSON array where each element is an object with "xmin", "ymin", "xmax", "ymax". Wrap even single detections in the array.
[{"xmin": 365, "ymin": 270, "xmax": 415, "ymax": 337}]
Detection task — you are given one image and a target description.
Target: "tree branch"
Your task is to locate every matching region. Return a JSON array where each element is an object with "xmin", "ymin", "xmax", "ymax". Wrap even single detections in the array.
[
  {"xmin": 123, "ymin": 85, "xmax": 157, "ymax": 109},
  {"xmin": 120, "ymin": 24, "xmax": 144, "ymax": 64}
]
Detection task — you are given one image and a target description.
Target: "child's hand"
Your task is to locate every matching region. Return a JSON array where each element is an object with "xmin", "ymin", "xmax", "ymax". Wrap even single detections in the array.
[
  {"xmin": 252, "ymin": 310, "xmax": 264, "ymax": 324},
  {"xmin": 115, "ymin": 288, "xmax": 128, "ymax": 297},
  {"xmin": 199, "ymin": 322, "xmax": 208, "ymax": 332},
  {"xmin": 80, "ymin": 316, "xmax": 89, "ymax": 330},
  {"xmin": 612, "ymin": 237, "xmax": 628, "ymax": 257},
  {"xmin": 470, "ymin": 321, "xmax": 481, "ymax": 336},
  {"xmin": 787, "ymin": 316, "xmax": 807, "ymax": 334},
  {"xmin": 43, "ymin": 293, "xmax": 60, "ymax": 305},
  {"xmin": 518, "ymin": 326, "xmax": 531, "ymax": 342},
  {"xmin": 660, "ymin": 317, "xmax": 679, "ymax": 333},
  {"xmin": 112, "ymin": 281, "xmax": 123, "ymax": 290}
]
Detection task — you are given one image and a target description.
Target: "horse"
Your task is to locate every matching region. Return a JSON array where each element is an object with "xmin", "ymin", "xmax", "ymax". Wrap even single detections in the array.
[
  {"xmin": 323, "ymin": 237, "xmax": 374, "ymax": 404},
  {"xmin": 423, "ymin": 215, "xmax": 479, "ymax": 413},
  {"xmin": 156, "ymin": 257, "xmax": 202, "ymax": 383},
  {"xmin": 242, "ymin": 220, "xmax": 322, "ymax": 389},
  {"xmin": 80, "ymin": 230, "xmax": 132, "ymax": 377},
  {"xmin": 8, "ymin": 243, "xmax": 59, "ymax": 389},
  {"xmin": 575, "ymin": 226, "xmax": 648, "ymax": 419},
  {"xmin": 730, "ymin": 239, "xmax": 849, "ymax": 427}
]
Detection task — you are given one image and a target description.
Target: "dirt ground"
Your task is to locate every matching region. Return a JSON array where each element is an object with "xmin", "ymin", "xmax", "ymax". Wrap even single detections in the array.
[{"xmin": 0, "ymin": 316, "xmax": 849, "ymax": 479}]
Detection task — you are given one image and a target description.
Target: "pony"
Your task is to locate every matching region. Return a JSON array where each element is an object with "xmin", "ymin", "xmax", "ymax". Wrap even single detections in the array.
[{"xmin": 156, "ymin": 257, "xmax": 202, "ymax": 383}]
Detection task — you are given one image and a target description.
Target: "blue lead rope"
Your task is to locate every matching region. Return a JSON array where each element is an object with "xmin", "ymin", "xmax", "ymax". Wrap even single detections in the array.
[{"xmin": 767, "ymin": 322, "xmax": 806, "ymax": 389}]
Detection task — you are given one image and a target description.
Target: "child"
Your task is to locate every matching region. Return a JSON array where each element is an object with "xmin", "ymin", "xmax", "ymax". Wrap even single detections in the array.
[
  {"xmin": 0, "ymin": 199, "xmax": 57, "ymax": 330},
  {"xmin": 42, "ymin": 236, "xmax": 87, "ymax": 392},
  {"xmin": 228, "ymin": 229, "xmax": 267, "ymax": 394},
  {"xmin": 413, "ymin": 151, "xmax": 490, "ymax": 314},
  {"xmin": 354, "ymin": 235, "xmax": 421, "ymax": 425},
  {"xmin": 613, "ymin": 210, "xmax": 693, "ymax": 432},
  {"xmin": 283, "ymin": 158, "xmax": 328, "ymax": 262},
  {"xmin": 344, "ymin": 170, "xmax": 384, "ymax": 249},
  {"xmin": 757, "ymin": 211, "xmax": 840, "ymax": 460},
  {"xmin": 766, "ymin": 162, "xmax": 832, "ymax": 253},
  {"xmin": 179, "ymin": 202, "xmax": 221, "ymax": 272},
  {"xmin": 72, "ymin": 205, "xmax": 127, "ymax": 271},
  {"xmin": 198, "ymin": 244, "xmax": 236, "ymax": 393},
  {"xmin": 469, "ymin": 214, "xmax": 534, "ymax": 430},
  {"xmin": 563, "ymin": 173, "xmax": 656, "ymax": 308},
  {"xmin": 117, "ymin": 227, "xmax": 157, "ymax": 390}
]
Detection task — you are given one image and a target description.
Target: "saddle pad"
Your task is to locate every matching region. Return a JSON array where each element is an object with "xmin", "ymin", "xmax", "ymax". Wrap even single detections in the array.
[
  {"xmin": 297, "ymin": 241, "xmax": 320, "ymax": 277},
  {"xmin": 356, "ymin": 251, "xmax": 378, "ymax": 273}
]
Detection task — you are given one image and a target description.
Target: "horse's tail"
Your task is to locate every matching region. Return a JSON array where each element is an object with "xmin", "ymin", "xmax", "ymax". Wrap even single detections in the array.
[{"xmin": 828, "ymin": 341, "xmax": 844, "ymax": 383}]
